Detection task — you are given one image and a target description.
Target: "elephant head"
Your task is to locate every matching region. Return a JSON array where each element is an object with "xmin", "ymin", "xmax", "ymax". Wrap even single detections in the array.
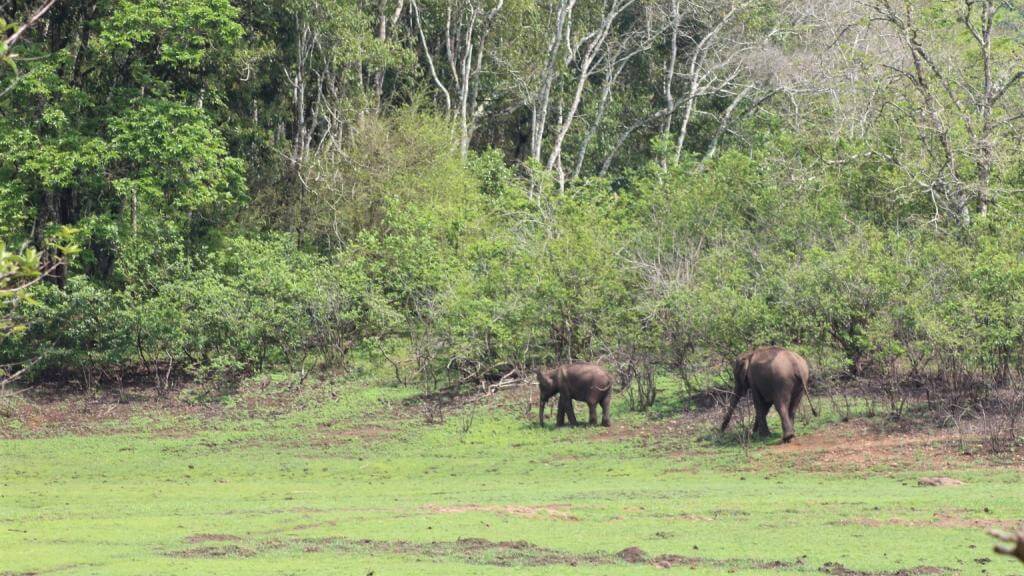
[
  {"xmin": 720, "ymin": 351, "xmax": 753, "ymax": 432},
  {"xmin": 537, "ymin": 368, "xmax": 556, "ymax": 400},
  {"xmin": 536, "ymin": 368, "xmax": 558, "ymax": 425}
]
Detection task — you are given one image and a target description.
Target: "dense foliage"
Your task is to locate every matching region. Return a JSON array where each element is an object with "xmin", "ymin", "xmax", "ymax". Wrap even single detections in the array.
[{"xmin": 3, "ymin": 0, "xmax": 1024, "ymax": 424}]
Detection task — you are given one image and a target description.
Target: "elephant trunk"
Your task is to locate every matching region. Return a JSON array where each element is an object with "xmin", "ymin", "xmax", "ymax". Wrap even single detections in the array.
[
  {"xmin": 538, "ymin": 390, "xmax": 555, "ymax": 426},
  {"xmin": 721, "ymin": 354, "xmax": 750, "ymax": 432},
  {"xmin": 537, "ymin": 370, "xmax": 553, "ymax": 426},
  {"xmin": 720, "ymin": 392, "xmax": 742, "ymax": 432}
]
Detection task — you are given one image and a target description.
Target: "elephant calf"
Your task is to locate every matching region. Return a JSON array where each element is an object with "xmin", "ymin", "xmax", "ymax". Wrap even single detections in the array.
[
  {"xmin": 721, "ymin": 347, "xmax": 810, "ymax": 443},
  {"xmin": 537, "ymin": 363, "xmax": 612, "ymax": 427}
]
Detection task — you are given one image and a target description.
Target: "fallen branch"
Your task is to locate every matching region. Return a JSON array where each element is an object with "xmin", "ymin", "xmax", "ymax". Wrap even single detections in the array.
[{"xmin": 0, "ymin": 358, "xmax": 39, "ymax": 396}]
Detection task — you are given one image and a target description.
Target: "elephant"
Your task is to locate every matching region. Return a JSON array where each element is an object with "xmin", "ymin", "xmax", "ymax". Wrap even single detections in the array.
[
  {"xmin": 720, "ymin": 346, "xmax": 812, "ymax": 443},
  {"xmin": 537, "ymin": 363, "xmax": 613, "ymax": 427}
]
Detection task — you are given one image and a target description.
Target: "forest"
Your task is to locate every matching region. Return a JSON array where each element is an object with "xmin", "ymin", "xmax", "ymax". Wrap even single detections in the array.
[
  {"xmin": 6, "ymin": 0, "xmax": 1024, "ymax": 428},
  {"xmin": 3, "ymin": 0, "xmax": 1024, "ymax": 574}
]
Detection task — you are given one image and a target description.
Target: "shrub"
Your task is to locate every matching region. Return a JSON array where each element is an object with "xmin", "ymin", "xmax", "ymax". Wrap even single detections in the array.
[{"xmin": 13, "ymin": 235, "xmax": 399, "ymax": 386}]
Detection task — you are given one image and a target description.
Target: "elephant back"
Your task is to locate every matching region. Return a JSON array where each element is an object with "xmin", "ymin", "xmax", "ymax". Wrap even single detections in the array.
[
  {"xmin": 748, "ymin": 346, "xmax": 808, "ymax": 385},
  {"xmin": 561, "ymin": 362, "xmax": 612, "ymax": 391},
  {"xmin": 555, "ymin": 364, "xmax": 570, "ymax": 384}
]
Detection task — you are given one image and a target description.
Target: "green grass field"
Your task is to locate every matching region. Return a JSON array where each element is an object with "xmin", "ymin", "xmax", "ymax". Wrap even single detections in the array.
[{"xmin": 1, "ymin": 374, "xmax": 1022, "ymax": 575}]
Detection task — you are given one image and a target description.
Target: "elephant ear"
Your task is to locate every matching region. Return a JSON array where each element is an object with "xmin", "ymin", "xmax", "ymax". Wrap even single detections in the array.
[{"xmin": 536, "ymin": 370, "xmax": 550, "ymax": 389}]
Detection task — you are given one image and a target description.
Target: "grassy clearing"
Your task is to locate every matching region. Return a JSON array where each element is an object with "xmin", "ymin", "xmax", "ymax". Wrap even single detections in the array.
[{"xmin": 1, "ymin": 375, "xmax": 1022, "ymax": 575}]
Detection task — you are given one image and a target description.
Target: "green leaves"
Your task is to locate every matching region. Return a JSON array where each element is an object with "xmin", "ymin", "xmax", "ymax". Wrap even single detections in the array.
[
  {"xmin": 0, "ymin": 0, "xmax": 248, "ymax": 296},
  {"xmin": 0, "ymin": 16, "xmax": 22, "ymax": 77},
  {"xmin": 0, "ymin": 225, "xmax": 79, "ymax": 348},
  {"xmin": 98, "ymin": 0, "xmax": 244, "ymax": 81},
  {"xmin": 109, "ymin": 100, "xmax": 245, "ymax": 215}
]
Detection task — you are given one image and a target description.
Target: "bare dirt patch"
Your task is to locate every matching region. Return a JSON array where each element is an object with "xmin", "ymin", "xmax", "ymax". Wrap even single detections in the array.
[
  {"xmin": 421, "ymin": 503, "xmax": 578, "ymax": 521},
  {"xmin": 166, "ymin": 532, "xmax": 954, "ymax": 574},
  {"xmin": 185, "ymin": 533, "xmax": 242, "ymax": 543},
  {"xmin": 761, "ymin": 419, "xmax": 1024, "ymax": 472},
  {"xmin": 168, "ymin": 544, "xmax": 256, "ymax": 558},
  {"xmin": 649, "ymin": 554, "xmax": 701, "ymax": 569},
  {"xmin": 669, "ymin": 509, "xmax": 751, "ymax": 521},
  {"xmin": 610, "ymin": 507, "xmax": 750, "ymax": 522},
  {"xmin": 0, "ymin": 376, "xmax": 403, "ymax": 442},
  {"xmin": 819, "ymin": 561, "xmax": 947, "ymax": 575},
  {"xmin": 309, "ymin": 422, "xmax": 395, "ymax": 447},
  {"xmin": 0, "ymin": 386, "xmax": 224, "ymax": 439},
  {"xmin": 833, "ymin": 511, "xmax": 1018, "ymax": 530},
  {"xmin": 604, "ymin": 407, "xmax": 1023, "ymax": 471},
  {"xmin": 596, "ymin": 411, "xmax": 712, "ymax": 446},
  {"xmin": 617, "ymin": 546, "xmax": 648, "ymax": 563},
  {"xmin": 300, "ymin": 535, "xmax": 604, "ymax": 567},
  {"xmin": 184, "ymin": 534, "xmax": 915, "ymax": 574},
  {"xmin": 281, "ymin": 520, "xmax": 338, "ymax": 532},
  {"xmin": 917, "ymin": 477, "xmax": 963, "ymax": 487}
]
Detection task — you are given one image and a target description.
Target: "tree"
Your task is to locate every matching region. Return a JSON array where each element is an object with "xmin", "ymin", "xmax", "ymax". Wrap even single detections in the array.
[
  {"xmin": 0, "ymin": 0, "xmax": 58, "ymax": 98},
  {"xmin": 410, "ymin": 0, "xmax": 506, "ymax": 157},
  {"xmin": 0, "ymin": 226, "xmax": 77, "ymax": 390},
  {"xmin": 831, "ymin": 0, "xmax": 1024, "ymax": 225}
]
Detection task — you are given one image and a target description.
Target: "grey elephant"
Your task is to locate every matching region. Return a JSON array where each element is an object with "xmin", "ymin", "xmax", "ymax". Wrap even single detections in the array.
[
  {"xmin": 537, "ymin": 363, "xmax": 612, "ymax": 427},
  {"xmin": 720, "ymin": 347, "xmax": 812, "ymax": 442}
]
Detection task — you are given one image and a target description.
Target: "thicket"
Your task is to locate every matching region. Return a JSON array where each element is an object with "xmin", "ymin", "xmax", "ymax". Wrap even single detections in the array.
[{"xmin": 2, "ymin": 0, "xmax": 1024, "ymax": 438}]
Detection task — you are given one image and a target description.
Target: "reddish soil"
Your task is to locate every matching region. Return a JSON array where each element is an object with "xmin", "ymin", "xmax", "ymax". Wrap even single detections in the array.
[
  {"xmin": 764, "ymin": 419, "xmax": 1024, "ymax": 471},
  {"xmin": 587, "ymin": 406, "xmax": 1024, "ymax": 471},
  {"xmin": 0, "ymin": 386, "xmax": 224, "ymax": 439},
  {"xmin": 0, "ymin": 378, "xmax": 386, "ymax": 440}
]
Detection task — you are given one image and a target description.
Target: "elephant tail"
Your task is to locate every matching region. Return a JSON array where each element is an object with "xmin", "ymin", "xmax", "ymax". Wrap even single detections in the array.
[{"xmin": 804, "ymin": 373, "xmax": 819, "ymax": 418}]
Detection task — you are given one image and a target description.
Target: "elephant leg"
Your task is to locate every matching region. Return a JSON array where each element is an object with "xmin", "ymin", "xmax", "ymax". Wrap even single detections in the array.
[
  {"xmin": 566, "ymin": 397, "xmax": 579, "ymax": 426},
  {"xmin": 752, "ymin": 390, "xmax": 771, "ymax": 437},
  {"xmin": 789, "ymin": 384, "xmax": 804, "ymax": 422},
  {"xmin": 588, "ymin": 402, "xmax": 598, "ymax": 425},
  {"xmin": 556, "ymin": 395, "xmax": 567, "ymax": 427},
  {"xmin": 600, "ymin": 393, "xmax": 611, "ymax": 427},
  {"xmin": 774, "ymin": 397, "xmax": 795, "ymax": 442}
]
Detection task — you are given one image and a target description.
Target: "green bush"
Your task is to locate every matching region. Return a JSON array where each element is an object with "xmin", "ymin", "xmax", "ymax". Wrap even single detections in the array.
[{"xmin": 13, "ymin": 235, "xmax": 399, "ymax": 385}]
